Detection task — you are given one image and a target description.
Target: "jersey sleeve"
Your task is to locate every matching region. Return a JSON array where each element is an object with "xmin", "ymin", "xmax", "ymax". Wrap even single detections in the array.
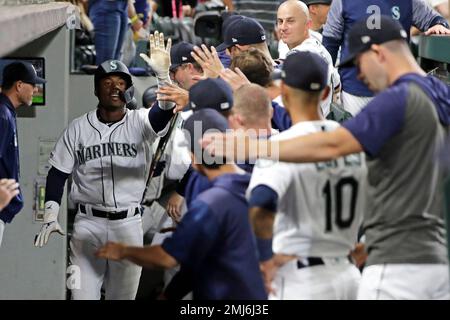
[
  {"xmin": 247, "ymin": 157, "xmax": 293, "ymax": 201},
  {"xmin": 134, "ymin": 107, "xmax": 170, "ymax": 144},
  {"xmin": 342, "ymin": 85, "xmax": 408, "ymax": 157},
  {"xmin": 322, "ymin": 0, "xmax": 344, "ymax": 64},
  {"xmin": 412, "ymin": 0, "xmax": 449, "ymax": 30},
  {"xmin": 48, "ymin": 125, "xmax": 76, "ymax": 174},
  {"xmin": 161, "ymin": 199, "xmax": 219, "ymax": 269}
]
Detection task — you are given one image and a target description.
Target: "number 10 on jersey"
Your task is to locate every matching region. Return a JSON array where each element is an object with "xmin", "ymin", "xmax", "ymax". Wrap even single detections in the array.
[{"xmin": 322, "ymin": 177, "xmax": 359, "ymax": 232}]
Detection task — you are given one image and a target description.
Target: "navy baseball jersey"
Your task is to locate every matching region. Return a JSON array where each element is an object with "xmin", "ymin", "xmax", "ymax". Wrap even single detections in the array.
[
  {"xmin": 0, "ymin": 93, "xmax": 23, "ymax": 223},
  {"xmin": 162, "ymin": 173, "xmax": 267, "ymax": 300}
]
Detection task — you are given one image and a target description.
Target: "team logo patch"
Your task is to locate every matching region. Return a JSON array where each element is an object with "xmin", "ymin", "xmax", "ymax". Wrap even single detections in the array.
[
  {"xmin": 110, "ymin": 61, "xmax": 118, "ymax": 70},
  {"xmin": 361, "ymin": 36, "xmax": 371, "ymax": 44}
]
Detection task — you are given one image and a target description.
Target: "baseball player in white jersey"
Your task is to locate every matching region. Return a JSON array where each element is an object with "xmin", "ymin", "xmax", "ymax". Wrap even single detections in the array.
[
  {"xmin": 247, "ymin": 51, "xmax": 365, "ymax": 300},
  {"xmin": 277, "ymin": 0, "xmax": 341, "ymax": 115},
  {"xmin": 33, "ymin": 32, "xmax": 181, "ymax": 299}
]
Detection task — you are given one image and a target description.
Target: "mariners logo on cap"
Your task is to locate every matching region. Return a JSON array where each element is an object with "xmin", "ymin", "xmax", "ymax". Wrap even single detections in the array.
[{"xmin": 110, "ymin": 61, "xmax": 118, "ymax": 70}]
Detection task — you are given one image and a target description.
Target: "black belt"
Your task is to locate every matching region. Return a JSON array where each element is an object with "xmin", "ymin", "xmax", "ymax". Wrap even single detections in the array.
[
  {"xmin": 297, "ymin": 257, "xmax": 325, "ymax": 269},
  {"xmin": 79, "ymin": 204, "xmax": 141, "ymax": 220},
  {"xmin": 297, "ymin": 256, "xmax": 353, "ymax": 269}
]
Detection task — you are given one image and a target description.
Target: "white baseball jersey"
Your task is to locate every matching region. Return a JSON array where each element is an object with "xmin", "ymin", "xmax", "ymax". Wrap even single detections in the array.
[
  {"xmin": 49, "ymin": 108, "xmax": 168, "ymax": 210},
  {"xmin": 289, "ymin": 37, "xmax": 341, "ymax": 117},
  {"xmin": 247, "ymin": 120, "xmax": 366, "ymax": 258}
]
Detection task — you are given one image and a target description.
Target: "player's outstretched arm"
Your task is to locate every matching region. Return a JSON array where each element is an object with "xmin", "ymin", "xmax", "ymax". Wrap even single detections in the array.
[
  {"xmin": 201, "ymin": 126, "xmax": 362, "ymax": 163},
  {"xmin": 96, "ymin": 242, "xmax": 178, "ymax": 269}
]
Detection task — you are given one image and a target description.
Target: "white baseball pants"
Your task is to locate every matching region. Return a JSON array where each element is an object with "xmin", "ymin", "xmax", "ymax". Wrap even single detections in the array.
[
  {"xmin": 69, "ymin": 212, "xmax": 143, "ymax": 300},
  {"xmin": 358, "ymin": 264, "xmax": 450, "ymax": 300},
  {"xmin": 341, "ymin": 91, "xmax": 373, "ymax": 116},
  {"xmin": 269, "ymin": 257, "xmax": 361, "ymax": 300}
]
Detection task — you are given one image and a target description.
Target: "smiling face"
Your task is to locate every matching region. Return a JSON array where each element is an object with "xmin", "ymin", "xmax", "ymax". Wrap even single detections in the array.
[
  {"xmin": 277, "ymin": 1, "xmax": 310, "ymax": 49},
  {"xmin": 97, "ymin": 74, "xmax": 127, "ymax": 110},
  {"xmin": 170, "ymin": 63, "xmax": 203, "ymax": 90}
]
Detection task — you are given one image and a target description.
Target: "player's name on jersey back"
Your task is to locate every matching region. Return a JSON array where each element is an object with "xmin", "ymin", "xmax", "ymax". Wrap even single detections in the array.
[{"xmin": 315, "ymin": 153, "xmax": 363, "ymax": 171}]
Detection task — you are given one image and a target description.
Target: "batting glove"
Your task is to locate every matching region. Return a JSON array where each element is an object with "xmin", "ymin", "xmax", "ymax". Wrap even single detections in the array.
[
  {"xmin": 140, "ymin": 31, "xmax": 172, "ymax": 80},
  {"xmin": 34, "ymin": 201, "xmax": 65, "ymax": 247}
]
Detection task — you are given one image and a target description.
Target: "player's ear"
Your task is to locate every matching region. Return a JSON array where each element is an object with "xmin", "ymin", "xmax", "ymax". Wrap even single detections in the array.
[{"xmin": 321, "ymin": 86, "xmax": 330, "ymax": 102}]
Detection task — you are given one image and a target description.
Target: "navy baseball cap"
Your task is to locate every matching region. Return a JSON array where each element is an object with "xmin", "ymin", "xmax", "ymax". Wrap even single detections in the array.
[
  {"xmin": 216, "ymin": 17, "xmax": 266, "ymax": 52},
  {"xmin": 183, "ymin": 108, "xmax": 229, "ymax": 154},
  {"xmin": 338, "ymin": 16, "xmax": 408, "ymax": 68},
  {"xmin": 2, "ymin": 61, "xmax": 46, "ymax": 85},
  {"xmin": 302, "ymin": 0, "xmax": 332, "ymax": 5},
  {"xmin": 188, "ymin": 78, "xmax": 233, "ymax": 112},
  {"xmin": 221, "ymin": 13, "xmax": 244, "ymax": 35},
  {"xmin": 170, "ymin": 42, "xmax": 196, "ymax": 72},
  {"xmin": 272, "ymin": 51, "xmax": 328, "ymax": 91}
]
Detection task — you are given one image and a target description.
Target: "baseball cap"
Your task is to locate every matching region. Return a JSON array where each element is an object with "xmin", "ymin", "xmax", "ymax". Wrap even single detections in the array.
[
  {"xmin": 301, "ymin": 0, "xmax": 332, "ymax": 5},
  {"xmin": 2, "ymin": 61, "xmax": 46, "ymax": 86},
  {"xmin": 272, "ymin": 51, "xmax": 328, "ymax": 91},
  {"xmin": 216, "ymin": 17, "xmax": 266, "ymax": 52},
  {"xmin": 170, "ymin": 42, "xmax": 196, "ymax": 72},
  {"xmin": 338, "ymin": 16, "xmax": 408, "ymax": 68},
  {"xmin": 188, "ymin": 78, "xmax": 233, "ymax": 112},
  {"xmin": 183, "ymin": 108, "xmax": 229, "ymax": 154},
  {"xmin": 221, "ymin": 13, "xmax": 244, "ymax": 35}
]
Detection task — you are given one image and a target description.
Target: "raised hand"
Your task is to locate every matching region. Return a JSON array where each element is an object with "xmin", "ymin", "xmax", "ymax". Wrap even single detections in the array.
[
  {"xmin": 191, "ymin": 45, "xmax": 225, "ymax": 79},
  {"xmin": 219, "ymin": 67, "xmax": 251, "ymax": 92},
  {"xmin": 140, "ymin": 31, "xmax": 172, "ymax": 78}
]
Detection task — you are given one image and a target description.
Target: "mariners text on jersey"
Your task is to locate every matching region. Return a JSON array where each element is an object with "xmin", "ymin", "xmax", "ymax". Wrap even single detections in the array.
[{"xmin": 75, "ymin": 142, "xmax": 138, "ymax": 165}]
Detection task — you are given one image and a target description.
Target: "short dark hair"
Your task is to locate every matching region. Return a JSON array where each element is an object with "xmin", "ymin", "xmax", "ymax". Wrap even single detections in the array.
[{"xmin": 230, "ymin": 48, "xmax": 273, "ymax": 87}]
